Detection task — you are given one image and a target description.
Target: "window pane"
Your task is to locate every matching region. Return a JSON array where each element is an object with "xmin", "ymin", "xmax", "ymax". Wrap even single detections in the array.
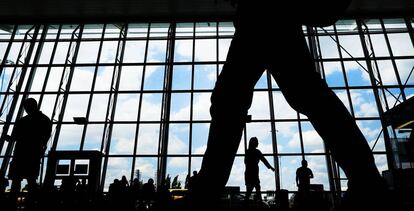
[
  {"xmin": 276, "ymin": 122, "xmax": 301, "ymax": 153},
  {"xmin": 140, "ymin": 94, "xmax": 162, "ymax": 121},
  {"xmin": 339, "ymin": 35, "xmax": 364, "ymax": 58},
  {"xmin": 194, "ymin": 65, "xmax": 216, "ymax": 90},
  {"xmin": 77, "ymin": 41, "xmax": 99, "ymax": 63},
  {"xmin": 395, "ymin": 59, "xmax": 414, "ymax": 85},
  {"xmin": 176, "ymin": 22, "xmax": 193, "ymax": 38},
  {"xmin": 147, "ymin": 40, "xmax": 166, "ymax": 62},
  {"xmin": 192, "ymin": 92, "xmax": 211, "ymax": 121},
  {"xmin": 344, "ymin": 61, "xmax": 371, "ymax": 86},
  {"xmin": 104, "ymin": 157, "xmax": 132, "ymax": 191},
  {"xmin": 319, "ymin": 36, "xmax": 339, "ymax": 59},
  {"xmin": 356, "ymin": 120, "xmax": 385, "ymax": 152},
  {"xmin": 114, "ymin": 94, "xmax": 140, "ymax": 121},
  {"xmin": 250, "ymin": 91, "xmax": 270, "ymax": 120},
  {"xmin": 349, "ymin": 89, "xmax": 380, "ymax": 118},
  {"xmin": 370, "ymin": 34, "xmax": 390, "ymax": 57},
  {"xmin": 119, "ymin": 66, "xmax": 144, "ymax": 90},
  {"xmin": 83, "ymin": 124, "xmax": 104, "ymax": 150},
  {"xmin": 195, "ymin": 39, "xmax": 216, "ymax": 62},
  {"xmin": 195, "ymin": 22, "xmax": 216, "ymax": 37},
  {"xmin": 306, "ymin": 156, "xmax": 329, "ymax": 191},
  {"xmin": 324, "ymin": 62, "xmax": 345, "ymax": 87},
  {"xmin": 191, "ymin": 123, "xmax": 209, "ymax": 155},
  {"xmin": 227, "ymin": 157, "xmax": 245, "ymax": 191},
  {"xmin": 172, "ymin": 65, "xmax": 191, "ymax": 90},
  {"xmin": 273, "ymin": 91, "xmax": 297, "ymax": 119},
  {"xmin": 123, "ymin": 40, "xmax": 146, "ymax": 63},
  {"xmin": 110, "ymin": 124, "xmax": 136, "ymax": 154},
  {"xmin": 143, "ymin": 66, "xmax": 165, "ymax": 90},
  {"xmin": 45, "ymin": 67, "xmax": 64, "ymax": 91},
  {"xmin": 100, "ymin": 41, "xmax": 118, "ymax": 63},
  {"xmin": 63, "ymin": 94, "xmax": 89, "ymax": 121},
  {"xmin": 301, "ymin": 122, "xmax": 325, "ymax": 153},
  {"xmin": 30, "ymin": 67, "xmax": 47, "ymax": 91},
  {"xmin": 134, "ymin": 157, "xmax": 157, "ymax": 184},
  {"xmin": 94, "ymin": 66, "xmax": 113, "ymax": 91},
  {"xmin": 128, "ymin": 23, "xmax": 149, "ymax": 38},
  {"xmin": 167, "ymin": 157, "xmax": 188, "ymax": 188},
  {"xmin": 246, "ymin": 122, "xmax": 273, "ymax": 154},
  {"xmin": 218, "ymin": 39, "xmax": 231, "ymax": 62},
  {"xmin": 136, "ymin": 124, "xmax": 160, "ymax": 155},
  {"xmin": 57, "ymin": 125, "xmax": 82, "ymax": 150},
  {"xmin": 168, "ymin": 123, "xmax": 189, "ymax": 154},
  {"xmin": 70, "ymin": 67, "xmax": 95, "ymax": 91},
  {"xmin": 280, "ymin": 156, "xmax": 301, "ymax": 191},
  {"xmin": 377, "ymin": 60, "xmax": 399, "ymax": 85},
  {"xmin": 389, "ymin": 33, "xmax": 414, "ymax": 56},
  {"xmin": 170, "ymin": 93, "xmax": 191, "ymax": 121},
  {"xmin": 88, "ymin": 94, "xmax": 109, "ymax": 121},
  {"xmin": 174, "ymin": 40, "xmax": 193, "ymax": 62}
]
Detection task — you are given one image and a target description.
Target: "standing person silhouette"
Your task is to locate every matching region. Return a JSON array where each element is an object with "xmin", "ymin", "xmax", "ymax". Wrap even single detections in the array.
[
  {"xmin": 190, "ymin": 0, "xmax": 389, "ymax": 209},
  {"xmin": 244, "ymin": 137, "xmax": 274, "ymax": 201},
  {"xmin": 3, "ymin": 98, "xmax": 52, "ymax": 207},
  {"xmin": 296, "ymin": 160, "xmax": 314, "ymax": 193}
]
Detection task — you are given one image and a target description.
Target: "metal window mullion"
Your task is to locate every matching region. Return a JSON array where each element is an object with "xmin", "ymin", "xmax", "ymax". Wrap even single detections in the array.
[
  {"xmin": 265, "ymin": 71, "xmax": 280, "ymax": 192},
  {"xmin": 157, "ymin": 23, "xmax": 175, "ymax": 189},
  {"xmin": 312, "ymin": 26, "xmax": 337, "ymax": 193},
  {"xmin": 21, "ymin": 25, "xmax": 48, "ymax": 101},
  {"xmin": 356, "ymin": 19, "xmax": 394, "ymax": 170},
  {"xmin": 312, "ymin": 27, "xmax": 327, "ymax": 80},
  {"xmin": 23, "ymin": 24, "xmax": 50, "ymax": 185},
  {"xmin": 0, "ymin": 25, "xmax": 36, "ymax": 116},
  {"xmin": 79, "ymin": 24, "xmax": 107, "ymax": 150},
  {"xmin": 379, "ymin": 19, "xmax": 406, "ymax": 101},
  {"xmin": 130, "ymin": 23, "xmax": 151, "ymax": 182},
  {"xmin": 187, "ymin": 22, "xmax": 196, "ymax": 176},
  {"xmin": 100, "ymin": 24, "xmax": 129, "ymax": 190},
  {"xmin": 361, "ymin": 21, "xmax": 391, "ymax": 112},
  {"xmin": 333, "ymin": 24, "xmax": 356, "ymax": 117},
  {"xmin": 38, "ymin": 25, "xmax": 63, "ymax": 106},
  {"xmin": 0, "ymin": 25, "xmax": 17, "ymax": 157},
  {"xmin": 50, "ymin": 24, "xmax": 84, "ymax": 151},
  {"xmin": 0, "ymin": 25, "xmax": 18, "ymax": 76},
  {"xmin": 0, "ymin": 25, "xmax": 41, "ymax": 177},
  {"xmin": 405, "ymin": 17, "xmax": 414, "ymax": 49}
]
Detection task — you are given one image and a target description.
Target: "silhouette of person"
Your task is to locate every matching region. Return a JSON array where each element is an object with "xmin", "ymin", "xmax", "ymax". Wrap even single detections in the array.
[
  {"xmin": 4, "ymin": 98, "xmax": 52, "ymax": 195},
  {"xmin": 296, "ymin": 160, "xmax": 314, "ymax": 193},
  {"xmin": 244, "ymin": 137, "xmax": 275, "ymax": 201},
  {"xmin": 191, "ymin": 0, "xmax": 388, "ymax": 207},
  {"xmin": 185, "ymin": 170, "xmax": 198, "ymax": 191},
  {"xmin": 142, "ymin": 178, "xmax": 156, "ymax": 207}
]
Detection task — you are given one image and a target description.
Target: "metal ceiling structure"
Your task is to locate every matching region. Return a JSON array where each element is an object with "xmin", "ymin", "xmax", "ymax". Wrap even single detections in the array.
[{"xmin": 0, "ymin": 0, "xmax": 413, "ymax": 23}]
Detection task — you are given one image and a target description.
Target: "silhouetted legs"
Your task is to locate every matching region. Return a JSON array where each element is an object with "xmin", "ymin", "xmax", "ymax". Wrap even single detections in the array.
[
  {"xmin": 10, "ymin": 179, "xmax": 21, "ymax": 193},
  {"xmin": 193, "ymin": 31, "xmax": 265, "ymax": 200},
  {"xmin": 194, "ymin": 23, "xmax": 384, "ymax": 205},
  {"xmin": 246, "ymin": 184, "xmax": 262, "ymax": 201}
]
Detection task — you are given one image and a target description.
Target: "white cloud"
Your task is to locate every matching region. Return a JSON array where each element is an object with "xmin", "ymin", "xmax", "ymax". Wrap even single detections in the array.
[
  {"xmin": 168, "ymin": 135, "xmax": 188, "ymax": 154},
  {"xmin": 111, "ymin": 138, "xmax": 134, "ymax": 154},
  {"xmin": 168, "ymin": 157, "xmax": 187, "ymax": 168},
  {"xmin": 288, "ymin": 130, "xmax": 322, "ymax": 148},
  {"xmin": 134, "ymin": 158, "xmax": 157, "ymax": 182},
  {"xmin": 194, "ymin": 145, "xmax": 207, "ymax": 155}
]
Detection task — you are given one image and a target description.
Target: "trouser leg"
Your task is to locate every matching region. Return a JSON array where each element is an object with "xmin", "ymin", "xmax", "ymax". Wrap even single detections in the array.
[
  {"xmin": 10, "ymin": 179, "xmax": 21, "ymax": 193},
  {"xmin": 269, "ymin": 25, "xmax": 381, "ymax": 185},
  {"xmin": 194, "ymin": 31, "xmax": 265, "ymax": 198},
  {"xmin": 245, "ymin": 185, "xmax": 253, "ymax": 200},
  {"xmin": 254, "ymin": 184, "xmax": 262, "ymax": 201}
]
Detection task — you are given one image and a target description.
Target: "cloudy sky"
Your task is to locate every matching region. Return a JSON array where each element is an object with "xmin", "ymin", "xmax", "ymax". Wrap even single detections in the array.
[{"xmin": 0, "ymin": 21, "xmax": 413, "ymax": 191}]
